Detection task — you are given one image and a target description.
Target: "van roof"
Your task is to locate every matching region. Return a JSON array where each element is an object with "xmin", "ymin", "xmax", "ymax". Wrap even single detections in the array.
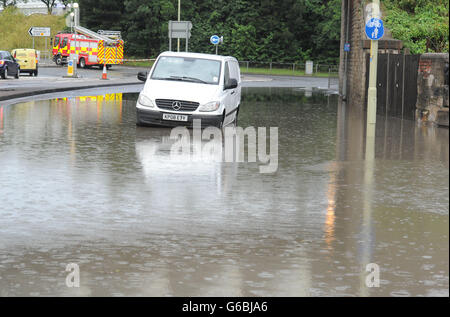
[{"xmin": 159, "ymin": 51, "xmax": 237, "ymax": 62}]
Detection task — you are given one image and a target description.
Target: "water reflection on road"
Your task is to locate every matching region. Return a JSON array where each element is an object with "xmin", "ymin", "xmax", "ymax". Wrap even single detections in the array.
[{"xmin": 0, "ymin": 88, "xmax": 448, "ymax": 296}]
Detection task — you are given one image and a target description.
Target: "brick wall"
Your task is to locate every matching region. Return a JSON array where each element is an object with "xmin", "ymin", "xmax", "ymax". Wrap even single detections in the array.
[{"xmin": 339, "ymin": 0, "xmax": 368, "ymax": 107}]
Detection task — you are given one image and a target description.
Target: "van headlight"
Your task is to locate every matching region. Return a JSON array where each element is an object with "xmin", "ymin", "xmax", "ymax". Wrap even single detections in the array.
[
  {"xmin": 199, "ymin": 101, "xmax": 220, "ymax": 112},
  {"xmin": 138, "ymin": 93, "xmax": 155, "ymax": 108}
]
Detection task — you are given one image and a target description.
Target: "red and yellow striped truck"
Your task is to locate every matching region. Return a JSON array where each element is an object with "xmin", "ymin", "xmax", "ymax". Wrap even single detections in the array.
[{"xmin": 52, "ymin": 29, "xmax": 124, "ymax": 69}]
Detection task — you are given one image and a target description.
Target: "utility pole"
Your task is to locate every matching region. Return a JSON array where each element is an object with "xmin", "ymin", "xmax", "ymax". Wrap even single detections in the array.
[
  {"xmin": 366, "ymin": 0, "xmax": 380, "ymax": 137},
  {"xmin": 177, "ymin": 0, "xmax": 181, "ymax": 52}
]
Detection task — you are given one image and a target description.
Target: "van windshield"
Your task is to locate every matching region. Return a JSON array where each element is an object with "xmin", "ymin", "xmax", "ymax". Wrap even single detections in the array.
[{"xmin": 151, "ymin": 56, "xmax": 221, "ymax": 85}]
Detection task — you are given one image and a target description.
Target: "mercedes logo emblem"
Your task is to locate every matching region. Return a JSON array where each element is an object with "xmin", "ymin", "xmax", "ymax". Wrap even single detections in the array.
[{"xmin": 172, "ymin": 101, "xmax": 181, "ymax": 111}]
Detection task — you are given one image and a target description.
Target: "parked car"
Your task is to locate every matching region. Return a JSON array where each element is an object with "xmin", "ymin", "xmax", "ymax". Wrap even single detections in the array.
[
  {"xmin": 0, "ymin": 50, "xmax": 20, "ymax": 79},
  {"xmin": 12, "ymin": 48, "xmax": 38, "ymax": 76},
  {"xmin": 136, "ymin": 51, "xmax": 241, "ymax": 128}
]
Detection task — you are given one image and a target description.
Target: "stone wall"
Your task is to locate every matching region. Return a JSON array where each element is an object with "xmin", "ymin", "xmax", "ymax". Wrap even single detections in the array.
[{"xmin": 416, "ymin": 53, "xmax": 449, "ymax": 126}]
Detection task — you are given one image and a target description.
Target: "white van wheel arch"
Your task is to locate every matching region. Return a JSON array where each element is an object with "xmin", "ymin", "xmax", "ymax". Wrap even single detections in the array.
[{"xmin": 218, "ymin": 111, "xmax": 226, "ymax": 128}]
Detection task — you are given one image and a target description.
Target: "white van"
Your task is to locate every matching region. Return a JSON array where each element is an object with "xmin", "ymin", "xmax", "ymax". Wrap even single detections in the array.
[{"xmin": 136, "ymin": 51, "xmax": 241, "ymax": 128}]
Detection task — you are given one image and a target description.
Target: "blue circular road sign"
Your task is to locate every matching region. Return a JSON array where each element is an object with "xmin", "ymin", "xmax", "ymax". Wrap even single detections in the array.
[
  {"xmin": 365, "ymin": 18, "xmax": 384, "ymax": 40},
  {"xmin": 210, "ymin": 35, "xmax": 220, "ymax": 45}
]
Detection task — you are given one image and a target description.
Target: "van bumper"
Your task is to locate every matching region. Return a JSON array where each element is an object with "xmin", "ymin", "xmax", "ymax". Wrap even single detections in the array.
[{"xmin": 137, "ymin": 108, "xmax": 223, "ymax": 128}]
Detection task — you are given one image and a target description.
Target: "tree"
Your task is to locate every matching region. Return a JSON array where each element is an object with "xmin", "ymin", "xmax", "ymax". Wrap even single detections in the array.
[
  {"xmin": 39, "ymin": 0, "xmax": 58, "ymax": 14},
  {"xmin": 71, "ymin": 0, "xmax": 344, "ymax": 62},
  {"xmin": 122, "ymin": 0, "xmax": 175, "ymax": 57},
  {"xmin": 79, "ymin": 0, "xmax": 125, "ymax": 31},
  {"xmin": 1, "ymin": 0, "xmax": 21, "ymax": 9}
]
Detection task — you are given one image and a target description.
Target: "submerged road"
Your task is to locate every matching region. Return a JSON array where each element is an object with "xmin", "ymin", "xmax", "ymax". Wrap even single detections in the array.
[{"xmin": 0, "ymin": 88, "xmax": 448, "ymax": 296}]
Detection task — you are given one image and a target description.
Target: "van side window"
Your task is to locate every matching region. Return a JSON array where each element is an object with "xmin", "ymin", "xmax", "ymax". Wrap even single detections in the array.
[
  {"xmin": 234, "ymin": 61, "xmax": 241, "ymax": 81},
  {"xmin": 224, "ymin": 62, "xmax": 231, "ymax": 86},
  {"xmin": 229, "ymin": 61, "xmax": 239, "ymax": 81}
]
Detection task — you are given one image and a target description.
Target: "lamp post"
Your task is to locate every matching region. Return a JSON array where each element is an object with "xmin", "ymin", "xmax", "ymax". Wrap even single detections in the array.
[
  {"xmin": 72, "ymin": 3, "xmax": 79, "ymax": 27},
  {"xmin": 70, "ymin": 12, "xmax": 74, "ymax": 33}
]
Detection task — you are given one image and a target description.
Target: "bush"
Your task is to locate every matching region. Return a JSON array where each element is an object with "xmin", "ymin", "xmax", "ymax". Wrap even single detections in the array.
[{"xmin": 383, "ymin": 0, "xmax": 449, "ymax": 54}]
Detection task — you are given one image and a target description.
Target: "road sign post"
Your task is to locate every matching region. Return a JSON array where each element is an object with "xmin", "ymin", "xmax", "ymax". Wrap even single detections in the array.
[
  {"xmin": 28, "ymin": 27, "xmax": 51, "ymax": 37},
  {"xmin": 365, "ymin": 1, "xmax": 383, "ymax": 135},
  {"xmin": 168, "ymin": 21, "xmax": 192, "ymax": 52},
  {"xmin": 28, "ymin": 27, "xmax": 51, "ymax": 54},
  {"xmin": 210, "ymin": 35, "xmax": 223, "ymax": 55},
  {"xmin": 177, "ymin": 0, "xmax": 181, "ymax": 52}
]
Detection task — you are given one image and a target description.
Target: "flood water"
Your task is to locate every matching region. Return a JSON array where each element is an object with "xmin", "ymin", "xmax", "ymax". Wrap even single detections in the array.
[{"xmin": 0, "ymin": 88, "xmax": 448, "ymax": 296}]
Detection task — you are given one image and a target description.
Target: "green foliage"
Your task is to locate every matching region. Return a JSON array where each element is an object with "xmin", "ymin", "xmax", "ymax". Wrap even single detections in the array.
[
  {"xmin": 79, "ymin": 0, "xmax": 124, "ymax": 31},
  {"xmin": 77, "ymin": 0, "xmax": 342, "ymax": 63},
  {"xmin": 121, "ymin": 0, "xmax": 175, "ymax": 57},
  {"xmin": 383, "ymin": 0, "xmax": 449, "ymax": 53}
]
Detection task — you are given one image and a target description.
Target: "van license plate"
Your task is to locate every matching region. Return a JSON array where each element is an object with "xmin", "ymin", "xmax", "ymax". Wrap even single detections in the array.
[{"xmin": 162, "ymin": 113, "xmax": 188, "ymax": 122}]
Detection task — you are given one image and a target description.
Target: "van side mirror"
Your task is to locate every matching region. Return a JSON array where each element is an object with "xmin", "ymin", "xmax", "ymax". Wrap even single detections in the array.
[
  {"xmin": 225, "ymin": 78, "xmax": 238, "ymax": 90},
  {"xmin": 137, "ymin": 71, "xmax": 148, "ymax": 82}
]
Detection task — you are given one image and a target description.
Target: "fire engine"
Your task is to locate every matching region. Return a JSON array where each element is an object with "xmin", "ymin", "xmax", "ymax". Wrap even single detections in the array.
[{"xmin": 52, "ymin": 26, "xmax": 124, "ymax": 69}]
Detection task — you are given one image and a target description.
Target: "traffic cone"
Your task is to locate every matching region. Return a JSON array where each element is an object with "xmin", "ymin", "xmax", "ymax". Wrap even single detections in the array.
[{"xmin": 101, "ymin": 64, "xmax": 108, "ymax": 80}]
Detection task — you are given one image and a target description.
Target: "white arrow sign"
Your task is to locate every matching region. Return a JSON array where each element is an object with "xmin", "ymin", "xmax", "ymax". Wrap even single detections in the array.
[{"xmin": 28, "ymin": 27, "xmax": 51, "ymax": 37}]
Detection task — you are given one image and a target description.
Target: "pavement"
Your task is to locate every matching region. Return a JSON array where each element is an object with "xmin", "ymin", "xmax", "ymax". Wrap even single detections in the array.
[{"xmin": 0, "ymin": 63, "xmax": 338, "ymax": 103}]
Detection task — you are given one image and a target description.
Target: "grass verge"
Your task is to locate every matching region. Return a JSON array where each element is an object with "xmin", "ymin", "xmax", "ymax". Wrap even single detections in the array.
[
  {"xmin": 121, "ymin": 62, "xmax": 339, "ymax": 78},
  {"xmin": 241, "ymin": 67, "xmax": 338, "ymax": 77},
  {"xmin": 123, "ymin": 60, "xmax": 155, "ymax": 68}
]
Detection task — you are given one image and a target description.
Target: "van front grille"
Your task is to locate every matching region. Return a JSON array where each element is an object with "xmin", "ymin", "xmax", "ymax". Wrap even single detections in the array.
[{"xmin": 155, "ymin": 99, "xmax": 200, "ymax": 112}]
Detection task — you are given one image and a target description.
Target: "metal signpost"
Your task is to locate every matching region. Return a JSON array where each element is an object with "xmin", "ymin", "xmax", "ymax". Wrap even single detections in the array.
[
  {"xmin": 210, "ymin": 35, "xmax": 223, "ymax": 55},
  {"xmin": 28, "ymin": 27, "xmax": 51, "ymax": 37},
  {"xmin": 365, "ymin": 1, "xmax": 384, "ymax": 132},
  {"xmin": 361, "ymin": 4, "xmax": 383, "ymax": 288},
  {"xmin": 28, "ymin": 27, "xmax": 51, "ymax": 51},
  {"xmin": 168, "ymin": 21, "xmax": 192, "ymax": 52}
]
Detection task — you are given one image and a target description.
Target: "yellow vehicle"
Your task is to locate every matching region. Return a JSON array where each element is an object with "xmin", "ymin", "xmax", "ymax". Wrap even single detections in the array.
[{"xmin": 11, "ymin": 49, "xmax": 38, "ymax": 76}]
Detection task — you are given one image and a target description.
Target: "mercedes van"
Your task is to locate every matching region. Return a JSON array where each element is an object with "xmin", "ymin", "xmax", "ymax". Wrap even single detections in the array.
[{"xmin": 136, "ymin": 51, "xmax": 241, "ymax": 128}]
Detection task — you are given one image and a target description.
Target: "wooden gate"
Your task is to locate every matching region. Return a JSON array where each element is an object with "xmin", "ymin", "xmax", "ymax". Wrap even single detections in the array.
[{"xmin": 365, "ymin": 53, "xmax": 420, "ymax": 120}]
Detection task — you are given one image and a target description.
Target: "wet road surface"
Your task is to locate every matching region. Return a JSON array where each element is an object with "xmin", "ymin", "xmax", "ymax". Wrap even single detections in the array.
[{"xmin": 0, "ymin": 88, "xmax": 448, "ymax": 296}]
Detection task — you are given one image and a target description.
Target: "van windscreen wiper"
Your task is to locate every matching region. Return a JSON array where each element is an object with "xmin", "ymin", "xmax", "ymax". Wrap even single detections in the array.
[{"xmin": 169, "ymin": 76, "xmax": 207, "ymax": 84}]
